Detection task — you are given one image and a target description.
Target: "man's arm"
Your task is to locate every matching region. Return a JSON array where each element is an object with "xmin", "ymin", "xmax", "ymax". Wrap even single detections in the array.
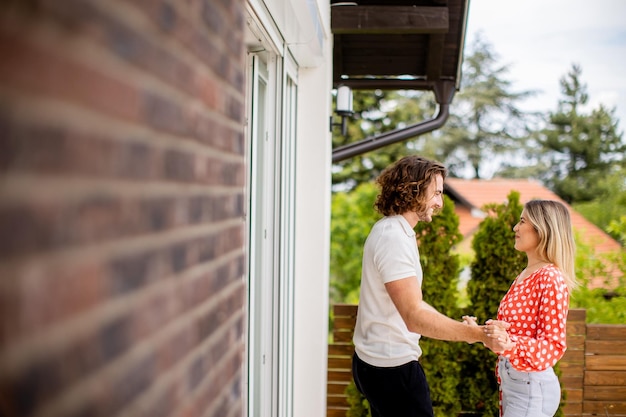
[{"xmin": 386, "ymin": 276, "xmax": 496, "ymax": 346}]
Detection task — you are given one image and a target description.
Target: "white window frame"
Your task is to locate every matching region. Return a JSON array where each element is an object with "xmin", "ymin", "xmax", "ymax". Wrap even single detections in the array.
[{"xmin": 244, "ymin": 6, "xmax": 298, "ymax": 417}]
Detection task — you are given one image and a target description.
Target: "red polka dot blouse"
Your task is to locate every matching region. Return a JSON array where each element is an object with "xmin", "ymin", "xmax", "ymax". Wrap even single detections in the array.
[{"xmin": 497, "ymin": 264, "xmax": 570, "ymax": 372}]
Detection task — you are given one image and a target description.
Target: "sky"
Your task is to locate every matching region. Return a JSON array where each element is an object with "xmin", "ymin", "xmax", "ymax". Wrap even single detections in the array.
[{"xmin": 465, "ymin": 0, "xmax": 626, "ymax": 131}]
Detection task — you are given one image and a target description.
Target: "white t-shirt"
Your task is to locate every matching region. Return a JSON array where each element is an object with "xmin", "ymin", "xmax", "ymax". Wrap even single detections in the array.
[{"xmin": 353, "ymin": 215, "xmax": 423, "ymax": 367}]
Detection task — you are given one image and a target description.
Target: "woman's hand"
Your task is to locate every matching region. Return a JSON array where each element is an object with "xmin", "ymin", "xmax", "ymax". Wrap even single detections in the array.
[{"xmin": 484, "ymin": 320, "xmax": 515, "ymax": 353}]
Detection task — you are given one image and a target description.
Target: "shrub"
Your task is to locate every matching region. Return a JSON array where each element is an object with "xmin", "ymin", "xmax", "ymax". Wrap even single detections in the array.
[
  {"xmin": 345, "ymin": 380, "xmax": 371, "ymax": 417},
  {"xmin": 417, "ymin": 194, "xmax": 465, "ymax": 417},
  {"xmin": 572, "ymin": 236, "xmax": 626, "ymax": 323},
  {"xmin": 461, "ymin": 191, "xmax": 525, "ymax": 416}
]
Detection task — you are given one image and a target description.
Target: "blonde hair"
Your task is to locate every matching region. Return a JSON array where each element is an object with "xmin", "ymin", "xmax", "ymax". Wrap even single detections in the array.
[{"xmin": 524, "ymin": 200, "xmax": 578, "ymax": 290}]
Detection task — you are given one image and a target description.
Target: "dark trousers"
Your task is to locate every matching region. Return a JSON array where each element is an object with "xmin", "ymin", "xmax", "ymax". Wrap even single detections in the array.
[{"xmin": 352, "ymin": 352, "xmax": 434, "ymax": 417}]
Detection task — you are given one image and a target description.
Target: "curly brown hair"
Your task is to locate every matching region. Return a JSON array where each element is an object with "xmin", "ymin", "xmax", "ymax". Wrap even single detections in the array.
[{"xmin": 374, "ymin": 155, "xmax": 447, "ymax": 216}]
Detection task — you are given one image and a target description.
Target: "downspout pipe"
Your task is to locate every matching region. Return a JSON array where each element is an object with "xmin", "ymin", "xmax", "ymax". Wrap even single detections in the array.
[{"xmin": 332, "ymin": 80, "xmax": 456, "ymax": 163}]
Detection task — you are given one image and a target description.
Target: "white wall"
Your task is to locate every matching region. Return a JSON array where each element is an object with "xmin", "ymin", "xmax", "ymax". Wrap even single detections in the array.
[
  {"xmin": 292, "ymin": 2, "xmax": 333, "ymax": 414},
  {"xmin": 246, "ymin": 0, "xmax": 333, "ymax": 414},
  {"xmin": 293, "ymin": 68, "xmax": 332, "ymax": 416}
]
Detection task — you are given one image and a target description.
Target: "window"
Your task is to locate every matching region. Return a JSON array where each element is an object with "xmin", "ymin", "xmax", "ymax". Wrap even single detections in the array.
[{"xmin": 244, "ymin": 11, "xmax": 297, "ymax": 416}]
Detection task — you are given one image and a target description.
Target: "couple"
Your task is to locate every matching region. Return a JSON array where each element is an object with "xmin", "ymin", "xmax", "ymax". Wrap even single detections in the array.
[{"xmin": 352, "ymin": 156, "xmax": 577, "ymax": 417}]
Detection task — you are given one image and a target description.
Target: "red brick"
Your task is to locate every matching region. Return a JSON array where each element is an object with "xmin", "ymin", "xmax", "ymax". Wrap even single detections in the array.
[
  {"xmin": 133, "ymin": 291, "xmax": 175, "ymax": 339},
  {"xmin": 154, "ymin": 326, "xmax": 195, "ymax": 380},
  {"xmin": 163, "ymin": 149, "xmax": 195, "ymax": 182},
  {"xmin": 194, "ymin": 74, "xmax": 220, "ymax": 110},
  {"xmin": 205, "ymin": 157, "xmax": 245, "ymax": 186},
  {"xmin": 0, "ymin": 194, "xmax": 231, "ymax": 260},
  {"xmin": 105, "ymin": 353, "xmax": 156, "ymax": 416},
  {"xmin": 137, "ymin": 383, "xmax": 179, "ymax": 417},
  {"xmin": 143, "ymin": 92, "xmax": 191, "ymax": 137},
  {"xmin": 108, "ymin": 249, "xmax": 166, "ymax": 296},
  {"xmin": 0, "ymin": 31, "xmax": 142, "ymax": 123},
  {"xmin": 0, "ymin": 118, "xmax": 160, "ymax": 179},
  {"xmin": 0, "ymin": 260, "xmax": 106, "ymax": 342},
  {"xmin": 0, "ymin": 1, "xmax": 247, "ymax": 416},
  {"xmin": 0, "ymin": 204, "xmax": 59, "ymax": 259},
  {"xmin": 202, "ymin": 349, "xmax": 244, "ymax": 417},
  {"xmin": 41, "ymin": 0, "xmax": 198, "ymax": 97}
]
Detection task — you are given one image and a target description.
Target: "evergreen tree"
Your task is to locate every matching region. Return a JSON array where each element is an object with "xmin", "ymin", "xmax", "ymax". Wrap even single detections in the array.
[
  {"xmin": 432, "ymin": 34, "xmax": 536, "ymax": 179},
  {"xmin": 539, "ymin": 64, "xmax": 626, "ymax": 203},
  {"xmin": 332, "ymin": 34, "xmax": 538, "ymax": 185},
  {"xmin": 461, "ymin": 192, "xmax": 525, "ymax": 416},
  {"xmin": 572, "ymin": 167, "xmax": 626, "ymax": 242},
  {"xmin": 417, "ymin": 195, "xmax": 464, "ymax": 417},
  {"xmin": 331, "ymin": 89, "xmax": 438, "ymax": 191}
]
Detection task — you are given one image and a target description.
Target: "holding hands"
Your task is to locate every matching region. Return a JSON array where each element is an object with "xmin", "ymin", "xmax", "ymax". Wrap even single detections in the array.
[
  {"xmin": 484, "ymin": 319, "xmax": 515, "ymax": 353},
  {"xmin": 462, "ymin": 316, "xmax": 514, "ymax": 353}
]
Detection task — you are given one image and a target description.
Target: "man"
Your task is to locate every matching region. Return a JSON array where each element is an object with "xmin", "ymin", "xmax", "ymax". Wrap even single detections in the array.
[{"xmin": 352, "ymin": 155, "xmax": 503, "ymax": 417}]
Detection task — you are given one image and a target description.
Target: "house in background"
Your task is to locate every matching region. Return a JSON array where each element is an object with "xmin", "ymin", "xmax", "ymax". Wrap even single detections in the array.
[{"xmin": 445, "ymin": 178, "xmax": 623, "ymax": 287}]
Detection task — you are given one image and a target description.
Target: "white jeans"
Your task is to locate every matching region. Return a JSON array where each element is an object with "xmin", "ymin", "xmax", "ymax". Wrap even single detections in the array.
[{"xmin": 498, "ymin": 356, "xmax": 560, "ymax": 417}]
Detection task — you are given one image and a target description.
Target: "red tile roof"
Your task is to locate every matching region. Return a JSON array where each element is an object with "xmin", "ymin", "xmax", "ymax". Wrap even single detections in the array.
[{"xmin": 445, "ymin": 178, "xmax": 622, "ymax": 254}]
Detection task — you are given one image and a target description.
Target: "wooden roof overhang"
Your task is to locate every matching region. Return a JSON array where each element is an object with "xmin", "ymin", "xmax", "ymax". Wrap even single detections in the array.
[
  {"xmin": 330, "ymin": 0, "xmax": 470, "ymax": 162},
  {"xmin": 331, "ymin": 0, "xmax": 469, "ymax": 92}
]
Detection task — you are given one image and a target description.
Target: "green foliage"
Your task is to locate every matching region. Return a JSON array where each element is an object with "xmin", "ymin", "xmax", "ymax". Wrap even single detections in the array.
[
  {"xmin": 571, "ymin": 236, "xmax": 626, "ymax": 324},
  {"xmin": 607, "ymin": 215, "xmax": 626, "ymax": 246},
  {"xmin": 336, "ymin": 188, "xmax": 625, "ymax": 417},
  {"xmin": 572, "ymin": 286, "xmax": 626, "ymax": 324},
  {"xmin": 329, "ymin": 182, "xmax": 381, "ymax": 304},
  {"xmin": 573, "ymin": 168, "xmax": 626, "ymax": 244},
  {"xmin": 330, "ymin": 38, "xmax": 626, "ymax": 417},
  {"xmin": 466, "ymin": 192, "xmax": 525, "ymax": 320},
  {"xmin": 345, "ymin": 380, "xmax": 371, "ymax": 417},
  {"xmin": 434, "ymin": 34, "xmax": 535, "ymax": 179},
  {"xmin": 462, "ymin": 192, "xmax": 526, "ymax": 416},
  {"xmin": 417, "ymin": 195, "xmax": 465, "ymax": 417},
  {"xmin": 539, "ymin": 64, "xmax": 626, "ymax": 203},
  {"xmin": 332, "ymin": 90, "xmax": 436, "ymax": 191}
]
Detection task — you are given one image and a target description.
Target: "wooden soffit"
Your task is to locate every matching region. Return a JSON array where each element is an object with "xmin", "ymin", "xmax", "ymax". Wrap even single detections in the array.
[{"xmin": 331, "ymin": 0, "xmax": 469, "ymax": 92}]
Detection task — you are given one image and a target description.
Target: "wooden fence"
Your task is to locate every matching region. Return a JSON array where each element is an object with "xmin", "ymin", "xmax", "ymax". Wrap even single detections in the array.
[{"xmin": 327, "ymin": 305, "xmax": 626, "ymax": 417}]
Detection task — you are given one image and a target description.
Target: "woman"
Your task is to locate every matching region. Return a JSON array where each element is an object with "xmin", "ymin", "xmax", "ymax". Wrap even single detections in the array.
[{"xmin": 485, "ymin": 199, "xmax": 578, "ymax": 417}]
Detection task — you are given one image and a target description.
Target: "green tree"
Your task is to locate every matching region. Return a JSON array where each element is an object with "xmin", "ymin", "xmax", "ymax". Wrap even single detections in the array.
[
  {"xmin": 417, "ymin": 194, "xmax": 465, "ymax": 417},
  {"xmin": 332, "ymin": 89, "xmax": 436, "ymax": 191},
  {"xmin": 332, "ymin": 34, "xmax": 538, "ymax": 186},
  {"xmin": 329, "ymin": 182, "xmax": 380, "ymax": 304},
  {"xmin": 607, "ymin": 215, "xmax": 626, "ymax": 247},
  {"xmin": 571, "ymin": 236, "xmax": 626, "ymax": 324},
  {"xmin": 572, "ymin": 167, "xmax": 626, "ymax": 243},
  {"xmin": 462, "ymin": 192, "xmax": 525, "ymax": 416},
  {"xmin": 432, "ymin": 34, "xmax": 535, "ymax": 179},
  {"xmin": 538, "ymin": 64, "xmax": 626, "ymax": 203}
]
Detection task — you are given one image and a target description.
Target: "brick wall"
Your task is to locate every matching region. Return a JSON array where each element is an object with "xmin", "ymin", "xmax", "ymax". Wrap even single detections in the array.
[{"xmin": 0, "ymin": 1, "xmax": 247, "ymax": 417}]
